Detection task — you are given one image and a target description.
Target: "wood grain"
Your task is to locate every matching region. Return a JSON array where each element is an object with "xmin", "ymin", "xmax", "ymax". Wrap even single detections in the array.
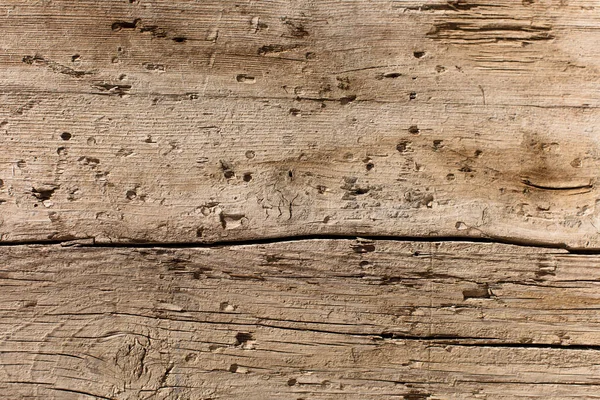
[
  {"xmin": 4, "ymin": 1, "xmax": 600, "ymax": 398},
  {"xmin": 3, "ymin": 240, "xmax": 600, "ymax": 399},
  {"xmin": 1, "ymin": 0, "xmax": 600, "ymax": 247}
]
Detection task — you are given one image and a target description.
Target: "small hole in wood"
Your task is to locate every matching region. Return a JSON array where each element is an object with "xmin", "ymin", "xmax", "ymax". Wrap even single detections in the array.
[{"xmin": 235, "ymin": 332, "xmax": 254, "ymax": 346}]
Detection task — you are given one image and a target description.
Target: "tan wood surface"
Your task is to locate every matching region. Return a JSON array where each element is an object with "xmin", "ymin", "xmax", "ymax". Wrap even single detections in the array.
[
  {"xmin": 3, "ymin": 240, "xmax": 600, "ymax": 399},
  {"xmin": 1, "ymin": 0, "xmax": 600, "ymax": 247},
  {"xmin": 3, "ymin": 1, "xmax": 600, "ymax": 399}
]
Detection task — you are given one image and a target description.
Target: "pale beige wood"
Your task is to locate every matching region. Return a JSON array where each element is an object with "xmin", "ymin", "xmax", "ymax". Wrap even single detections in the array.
[
  {"xmin": 3, "ymin": 240, "xmax": 600, "ymax": 398},
  {"xmin": 1, "ymin": 1, "xmax": 600, "ymax": 247}
]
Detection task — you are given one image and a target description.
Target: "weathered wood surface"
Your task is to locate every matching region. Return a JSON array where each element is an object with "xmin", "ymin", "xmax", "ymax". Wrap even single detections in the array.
[
  {"xmin": 3, "ymin": 240, "xmax": 600, "ymax": 399},
  {"xmin": 4, "ymin": 1, "xmax": 600, "ymax": 398},
  {"xmin": 1, "ymin": 0, "xmax": 600, "ymax": 247}
]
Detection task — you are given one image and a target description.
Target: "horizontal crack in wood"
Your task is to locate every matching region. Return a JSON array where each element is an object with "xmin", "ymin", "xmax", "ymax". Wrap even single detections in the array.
[
  {"xmin": 0, "ymin": 234, "xmax": 578, "ymax": 251},
  {"xmin": 521, "ymin": 178, "xmax": 594, "ymax": 192}
]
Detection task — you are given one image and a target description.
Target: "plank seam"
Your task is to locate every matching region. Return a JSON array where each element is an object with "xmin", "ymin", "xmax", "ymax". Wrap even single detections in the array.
[{"xmin": 0, "ymin": 234, "xmax": 589, "ymax": 252}]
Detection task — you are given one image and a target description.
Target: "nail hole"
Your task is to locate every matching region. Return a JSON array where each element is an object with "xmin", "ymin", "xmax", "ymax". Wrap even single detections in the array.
[
  {"xmin": 243, "ymin": 172, "xmax": 253, "ymax": 182},
  {"xmin": 111, "ymin": 19, "xmax": 140, "ymax": 31},
  {"xmin": 381, "ymin": 72, "xmax": 402, "ymax": 79},
  {"xmin": 413, "ymin": 51, "xmax": 425, "ymax": 58},
  {"xmin": 60, "ymin": 132, "xmax": 72, "ymax": 141},
  {"xmin": 339, "ymin": 95, "xmax": 357, "ymax": 105},
  {"xmin": 235, "ymin": 332, "xmax": 254, "ymax": 346},
  {"xmin": 396, "ymin": 141, "xmax": 410, "ymax": 153},
  {"xmin": 236, "ymin": 74, "xmax": 256, "ymax": 83},
  {"xmin": 220, "ymin": 160, "xmax": 235, "ymax": 179},
  {"xmin": 408, "ymin": 126, "xmax": 420, "ymax": 135}
]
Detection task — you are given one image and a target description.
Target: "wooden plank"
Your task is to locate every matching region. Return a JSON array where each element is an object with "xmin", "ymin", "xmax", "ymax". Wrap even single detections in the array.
[
  {"xmin": 1, "ymin": 1, "xmax": 600, "ymax": 246},
  {"xmin": 3, "ymin": 240, "xmax": 600, "ymax": 398}
]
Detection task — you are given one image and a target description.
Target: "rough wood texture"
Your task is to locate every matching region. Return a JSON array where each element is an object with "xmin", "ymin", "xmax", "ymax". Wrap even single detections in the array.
[
  {"xmin": 1, "ymin": 0, "xmax": 600, "ymax": 247},
  {"xmin": 3, "ymin": 240, "xmax": 600, "ymax": 399},
  {"xmin": 4, "ymin": 1, "xmax": 600, "ymax": 398}
]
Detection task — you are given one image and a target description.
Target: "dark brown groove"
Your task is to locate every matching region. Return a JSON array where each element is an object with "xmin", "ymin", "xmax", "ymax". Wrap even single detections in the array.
[
  {"xmin": 0, "ymin": 233, "xmax": 593, "ymax": 253},
  {"xmin": 521, "ymin": 179, "xmax": 594, "ymax": 191}
]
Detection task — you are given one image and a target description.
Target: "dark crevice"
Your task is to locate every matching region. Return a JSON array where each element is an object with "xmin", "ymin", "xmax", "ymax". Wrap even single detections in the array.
[
  {"xmin": 454, "ymin": 380, "xmax": 600, "ymax": 386},
  {"xmin": 521, "ymin": 179, "xmax": 594, "ymax": 192},
  {"xmin": 259, "ymin": 325, "xmax": 600, "ymax": 352},
  {"xmin": 0, "ymin": 233, "xmax": 595, "ymax": 253},
  {"xmin": 444, "ymin": 342, "xmax": 600, "ymax": 351},
  {"xmin": 284, "ymin": 328, "xmax": 600, "ymax": 351},
  {"xmin": 378, "ymin": 333, "xmax": 600, "ymax": 351}
]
